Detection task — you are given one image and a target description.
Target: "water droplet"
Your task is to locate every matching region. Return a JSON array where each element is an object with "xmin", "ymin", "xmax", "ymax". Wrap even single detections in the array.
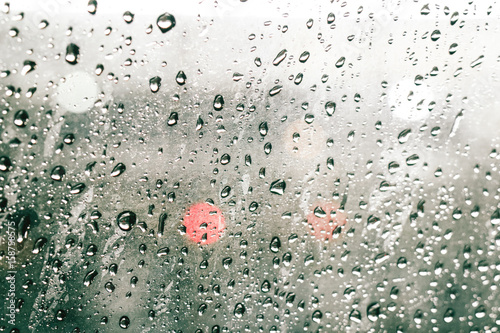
[
  {"xmin": 213, "ymin": 94, "xmax": 224, "ymax": 111},
  {"xmin": 312, "ymin": 310, "xmax": 323, "ymax": 323},
  {"xmin": 220, "ymin": 154, "xmax": 230, "ymax": 165},
  {"xmin": 259, "ymin": 122, "xmax": 268, "ymax": 136},
  {"xmin": 157, "ymin": 247, "xmax": 170, "ymax": 257},
  {"xmin": 32, "ymin": 237, "xmax": 47, "ymax": 254},
  {"xmin": 367, "ymin": 302, "xmax": 380, "ymax": 322},
  {"xmin": 0, "ymin": 156, "xmax": 12, "ymax": 172},
  {"xmin": 450, "ymin": 12, "xmax": 459, "ymax": 25},
  {"xmin": 123, "ymin": 11, "xmax": 134, "ymax": 24},
  {"xmin": 234, "ymin": 303, "xmax": 245, "ymax": 318},
  {"xmin": 306, "ymin": 18, "xmax": 313, "ymax": 29},
  {"xmin": 491, "ymin": 209, "xmax": 500, "ymax": 225},
  {"xmin": 105, "ymin": 281, "xmax": 115, "ymax": 292},
  {"xmin": 21, "ymin": 60, "xmax": 36, "ymax": 75},
  {"xmin": 388, "ymin": 161, "xmax": 400, "ymax": 174},
  {"xmin": 117, "ymin": 211, "xmax": 136, "ymax": 231},
  {"xmin": 299, "ymin": 51, "xmax": 310, "ymax": 63},
  {"xmin": 175, "ymin": 70, "xmax": 186, "ymax": 85},
  {"xmin": 87, "ymin": 0, "xmax": 97, "ymax": 15},
  {"xmin": 157, "ymin": 12, "xmax": 176, "ymax": 33},
  {"xmin": 50, "ymin": 166, "xmax": 66, "ymax": 181},
  {"xmin": 269, "ymin": 237, "xmax": 281, "ymax": 253},
  {"xmin": 149, "ymin": 76, "xmax": 161, "ymax": 93},
  {"xmin": 273, "ymin": 49, "xmax": 287, "ymax": 66},
  {"xmin": 430, "ymin": 30, "xmax": 441, "ymax": 41},
  {"xmin": 475, "ymin": 305, "xmax": 486, "ymax": 318},
  {"xmin": 119, "ymin": 316, "xmax": 130, "ymax": 329},
  {"xmin": 335, "ymin": 57, "xmax": 345, "ymax": 68},
  {"xmin": 269, "ymin": 85, "xmax": 282, "ymax": 96},
  {"xmin": 196, "ymin": 116, "xmax": 203, "ymax": 131},
  {"xmin": 293, "ymin": 72, "xmax": 303, "ymax": 85},
  {"xmin": 398, "ymin": 129, "xmax": 411, "ymax": 143},
  {"xmin": 111, "ymin": 163, "xmax": 126, "ymax": 177},
  {"xmin": 167, "ymin": 112, "xmax": 178, "ymax": 126},
  {"xmin": 420, "ymin": 4, "xmax": 430, "ymax": 15},
  {"xmin": 270, "ymin": 179, "xmax": 286, "ymax": 195},
  {"xmin": 327, "ymin": 13, "xmax": 335, "ymax": 24},
  {"xmin": 261, "ymin": 280, "xmax": 271, "ymax": 293},
  {"xmin": 14, "ymin": 109, "xmax": 29, "ymax": 127},
  {"xmin": 349, "ymin": 309, "xmax": 362, "ymax": 323},
  {"xmin": 406, "ymin": 154, "xmax": 419, "ymax": 166},
  {"xmin": 83, "ymin": 269, "xmax": 97, "ymax": 287},
  {"xmin": 325, "ymin": 101, "xmax": 336, "ymax": 116},
  {"xmin": 221, "ymin": 186, "xmax": 231, "ymax": 198},
  {"xmin": 70, "ymin": 182, "xmax": 86, "ymax": 194},
  {"xmin": 55, "ymin": 309, "xmax": 66, "ymax": 321},
  {"xmin": 65, "ymin": 43, "xmax": 80, "ymax": 65}
]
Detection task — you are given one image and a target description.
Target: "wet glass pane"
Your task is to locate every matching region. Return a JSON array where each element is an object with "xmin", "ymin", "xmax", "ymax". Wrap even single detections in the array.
[{"xmin": 1, "ymin": 1, "xmax": 499, "ymax": 332}]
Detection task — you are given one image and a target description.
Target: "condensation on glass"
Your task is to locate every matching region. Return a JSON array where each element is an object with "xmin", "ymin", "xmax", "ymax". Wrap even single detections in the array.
[{"xmin": 0, "ymin": 0, "xmax": 499, "ymax": 332}]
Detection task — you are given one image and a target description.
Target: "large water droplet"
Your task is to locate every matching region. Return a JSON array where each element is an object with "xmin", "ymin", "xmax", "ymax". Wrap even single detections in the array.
[
  {"xmin": 14, "ymin": 109, "xmax": 29, "ymax": 127},
  {"xmin": 269, "ymin": 85, "xmax": 282, "ymax": 96},
  {"xmin": 83, "ymin": 269, "xmax": 97, "ymax": 287},
  {"xmin": 21, "ymin": 60, "xmax": 36, "ymax": 75},
  {"xmin": 270, "ymin": 179, "xmax": 286, "ymax": 195},
  {"xmin": 312, "ymin": 310, "xmax": 323, "ymax": 323},
  {"xmin": 273, "ymin": 49, "xmax": 287, "ymax": 66},
  {"xmin": 123, "ymin": 11, "xmax": 134, "ymax": 24},
  {"xmin": 367, "ymin": 302, "xmax": 380, "ymax": 322},
  {"xmin": 157, "ymin": 12, "xmax": 176, "ymax": 33},
  {"xmin": 213, "ymin": 94, "xmax": 224, "ymax": 111},
  {"xmin": 175, "ymin": 70, "xmax": 186, "ymax": 85},
  {"xmin": 50, "ymin": 166, "xmax": 66, "ymax": 181},
  {"xmin": 269, "ymin": 237, "xmax": 281, "ymax": 253},
  {"xmin": 325, "ymin": 101, "xmax": 336, "ymax": 116},
  {"xmin": 87, "ymin": 0, "xmax": 97, "ymax": 15},
  {"xmin": 111, "ymin": 163, "xmax": 126, "ymax": 177},
  {"xmin": 119, "ymin": 316, "xmax": 130, "ymax": 329},
  {"xmin": 149, "ymin": 76, "xmax": 161, "ymax": 93},
  {"xmin": 349, "ymin": 309, "xmax": 362, "ymax": 323},
  {"xmin": 117, "ymin": 211, "xmax": 136, "ymax": 231},
  {"xmin": 65, "ymin": 43, "xmax": 80, "ymax": 65},
  {"xmin": 0, "ymin": 156, "xmax": 12, "ymax": 172},
  {"xmin": 234, "ymin": 303, "xmax": 245, "ymax": 318}
]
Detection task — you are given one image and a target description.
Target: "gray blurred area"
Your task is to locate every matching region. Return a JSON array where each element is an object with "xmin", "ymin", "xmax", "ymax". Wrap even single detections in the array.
[{"xmin": 1, "ymin": 0, "xmax": 500, "ymax": 332}]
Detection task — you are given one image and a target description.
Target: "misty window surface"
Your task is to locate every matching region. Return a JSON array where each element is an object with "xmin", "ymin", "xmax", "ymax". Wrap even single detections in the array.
[{"xmin": 0, "ymin": 1, "xmax": 499, "ymax": 332}]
